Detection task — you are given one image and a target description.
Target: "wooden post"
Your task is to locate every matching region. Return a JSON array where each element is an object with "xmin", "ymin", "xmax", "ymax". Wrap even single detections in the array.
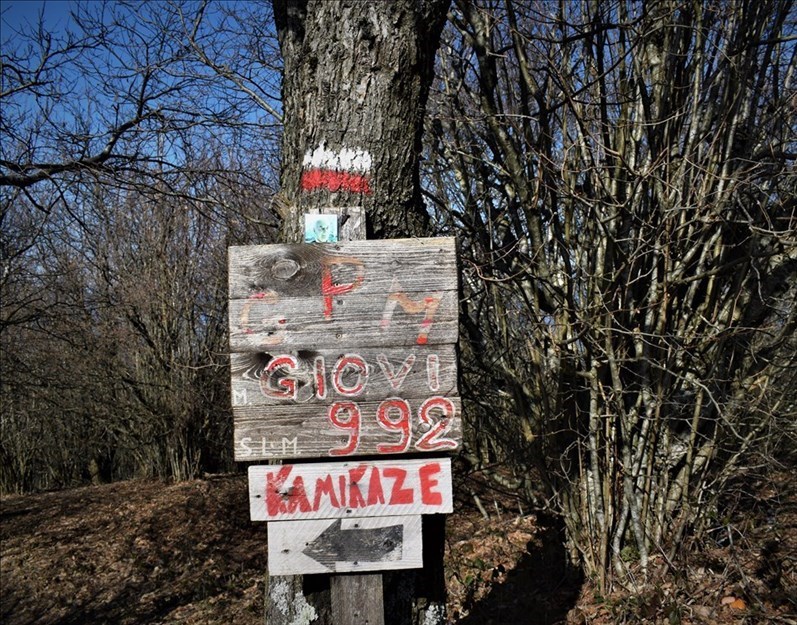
[
  {"xmin": 324, "ymin": 206, "xmax": 381, "ymax": 625},
  {"xmin": 332, "ymin": 575, "xmax": 383, "ymax": 625}
]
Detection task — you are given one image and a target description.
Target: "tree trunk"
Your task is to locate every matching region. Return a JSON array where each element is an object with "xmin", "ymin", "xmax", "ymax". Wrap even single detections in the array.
[
  {"xmin": 273, "ymin": 0, "xmax": 448, "ymax": 242},
  {"xmin": 267, "ymin": 1, "xmax": 450, "ymax": 623}
]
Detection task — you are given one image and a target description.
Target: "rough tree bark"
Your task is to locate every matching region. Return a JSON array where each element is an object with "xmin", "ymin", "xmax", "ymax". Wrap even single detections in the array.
[
  {"xmin": 266, "ymin": 1, "xmax": 450, "ymax": 624},
  {"xmin": 272, "ymin": 0, "xmax": 448, "ymax": 241}
]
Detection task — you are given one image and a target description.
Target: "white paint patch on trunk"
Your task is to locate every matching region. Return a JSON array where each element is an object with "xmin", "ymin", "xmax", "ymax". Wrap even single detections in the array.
[{"xmin": 303, "ymin": 143, "xmax": 372, "ymax": 173}]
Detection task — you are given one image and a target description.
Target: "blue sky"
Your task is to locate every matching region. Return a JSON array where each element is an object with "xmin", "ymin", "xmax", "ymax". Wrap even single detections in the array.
[
  {"xmin": 1, "ymin": 0, "xmax": 75, "ymax": 35},
  {"xmin": 2, "ymin": 0, "xmax": 282, "ymax": 184}
]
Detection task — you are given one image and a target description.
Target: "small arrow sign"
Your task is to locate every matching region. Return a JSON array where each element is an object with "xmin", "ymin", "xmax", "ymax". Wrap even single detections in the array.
[
  {"xmin": 303, "ymin": 519, "xmax": 402, "ymax": 567},
  {"xmin": 268, "ymin": 516, "xmax": 423, "ymax": 575}
]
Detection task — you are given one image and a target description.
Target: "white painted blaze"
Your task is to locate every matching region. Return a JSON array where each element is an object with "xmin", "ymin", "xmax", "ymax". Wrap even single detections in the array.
[{"xmin": 303, "ymin": 143, "xmax": 372, "ymax": 173}]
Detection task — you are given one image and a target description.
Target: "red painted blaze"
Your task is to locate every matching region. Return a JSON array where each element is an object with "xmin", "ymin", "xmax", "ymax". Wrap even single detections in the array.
[{"xmin": 301, "ymin": 169, "xmax": 372, "ymax": 194}]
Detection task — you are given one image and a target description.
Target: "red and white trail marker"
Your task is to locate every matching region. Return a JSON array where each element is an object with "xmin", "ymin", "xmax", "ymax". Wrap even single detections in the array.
[{"xmin": 301, "ymin": 144, "xmax": 373, "ymax": 194}]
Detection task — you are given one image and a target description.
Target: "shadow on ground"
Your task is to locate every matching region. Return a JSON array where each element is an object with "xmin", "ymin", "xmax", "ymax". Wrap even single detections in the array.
[{"xmin": 454, "ymin": 516, "xmax": 582, "ymax": 625}]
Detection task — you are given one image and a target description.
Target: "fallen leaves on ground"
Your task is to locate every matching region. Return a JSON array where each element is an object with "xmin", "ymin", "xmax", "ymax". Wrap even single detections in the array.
[{"xmin": 1, "ymin": 463, "xmax": 795, "ymax": 624}]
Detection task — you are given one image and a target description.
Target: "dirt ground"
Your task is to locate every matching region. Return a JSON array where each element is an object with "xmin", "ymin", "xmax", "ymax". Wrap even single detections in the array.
[{"xmin": 1, "ymin": 461, "xmax": 795, "ymax": 624}]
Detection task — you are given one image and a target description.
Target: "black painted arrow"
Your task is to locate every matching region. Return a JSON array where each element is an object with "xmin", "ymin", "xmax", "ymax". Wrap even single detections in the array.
[{"xmin": 302, "ymin": 519, "xmax": 403, "ymax": 568}]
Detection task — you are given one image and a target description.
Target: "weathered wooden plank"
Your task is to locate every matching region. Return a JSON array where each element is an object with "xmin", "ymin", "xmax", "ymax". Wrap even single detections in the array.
[
  {"xmin": 268, "ymin": 515, "xmax": 422, "ymax": 575},
  {"xmin": 228, "ymin": 237, "xmax": 457, "ymax": 300},
  {"xmin": 234, "ymin": 397, "xmax": 462, "ymax": 461},
  {"xmin": 249, "ymin": 458, "xmax": 453, "ymax": 521},
  {"xmin": 331, "ymin": 574, "xmax": 384, "ymax": 625},
  {"xmin": 228, "ymin": 288, "xmax": 458, "ymax": 351},
  {"xmin": 230, "ymin": 346, "xmax": 459, "ymax": 406}
]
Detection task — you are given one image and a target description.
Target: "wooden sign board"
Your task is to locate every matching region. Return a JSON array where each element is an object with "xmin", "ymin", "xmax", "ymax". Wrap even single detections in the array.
[
  {"xmin": 228, "ymin": 238, "xmax": 458, "ymax": 351},
  {"xmin": 268, "ymin": 515, "xmax": 422, "ymax": 575},
  {"xmin": 231, "ymin": 346, "xmax": 459, "ymax": 406},
  {"xmin": 249, "ymin": 458, "xmax": 453, "ymax": 521},
  {"xmin": 234, "ymin": 394, "xmax": 462, "ymax": 461},
  {"xmin": 229, "ymin": 238, "xmax": 461, "ymax": 461}
]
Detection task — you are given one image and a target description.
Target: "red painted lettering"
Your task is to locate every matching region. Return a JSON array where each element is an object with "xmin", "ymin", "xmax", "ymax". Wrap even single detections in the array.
[
  {"xmin": 348, "ymin": 465, "xmax": 367, "ymax": 508},
  {"xmin": 260, "ymin": 355, "xmax": 299, "ymax": 399},
  {"xmin": 332, "ymin": 355, "xmax": 368, "ymax": 397},
  {"xmin": 338, "ymin": 475, "xmax": 347, "ymax": 507},
  {"xmin": 419, "ymin": 462, "xmax": 443, "ymax": 505},
  {"xmin": 312, "ymin": 474, "xmax": 339, "ymax": 510},
  {"xmin": 328, "ymin": 401, "xmax": 361, "ymax": 456},
  {"xmin": 265, "ymin": 466, "xmax": 293, "ymax": 516},
  {"xmin": 239, "ymin": 290, "xmax": 285, "ymax": 345},
  {"xmin": 416, "ymin": 396, "xmax": 458, "ymax": 451},
  {"xmin": 416, "ymin": 297, "xmax": 439, "ymax": 345},
  {"xmin": 366, "ymin": 467, "xmax": 386, "ymax": 506},
  {"xmin": 380, "ymin": 278, "xmax": 442, "ymax": 345},
  {"xmin": 383, "ymin": 467, "xmax": 414, "ymax": 505},
  {"xmin": 376, "ymin": 399, "xmax": 412, "ymax": 453},
  {"xmin": 426, "ymin": 354, "xmax": 440, "ymax": 392},
  {"xmin": 377, "ymin": 353, "xmax": 416, "ymax": 390},
  {"xmin": 321, "ymin": 255, "xmax": 364, "ymax": 319},
  {"xmin": 285, "ymin": 476, "xmax": 312, "ymax": 513},
  {"xmin": 314, "ymin": 356, "xmax": 327, "ymax": 399}
]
